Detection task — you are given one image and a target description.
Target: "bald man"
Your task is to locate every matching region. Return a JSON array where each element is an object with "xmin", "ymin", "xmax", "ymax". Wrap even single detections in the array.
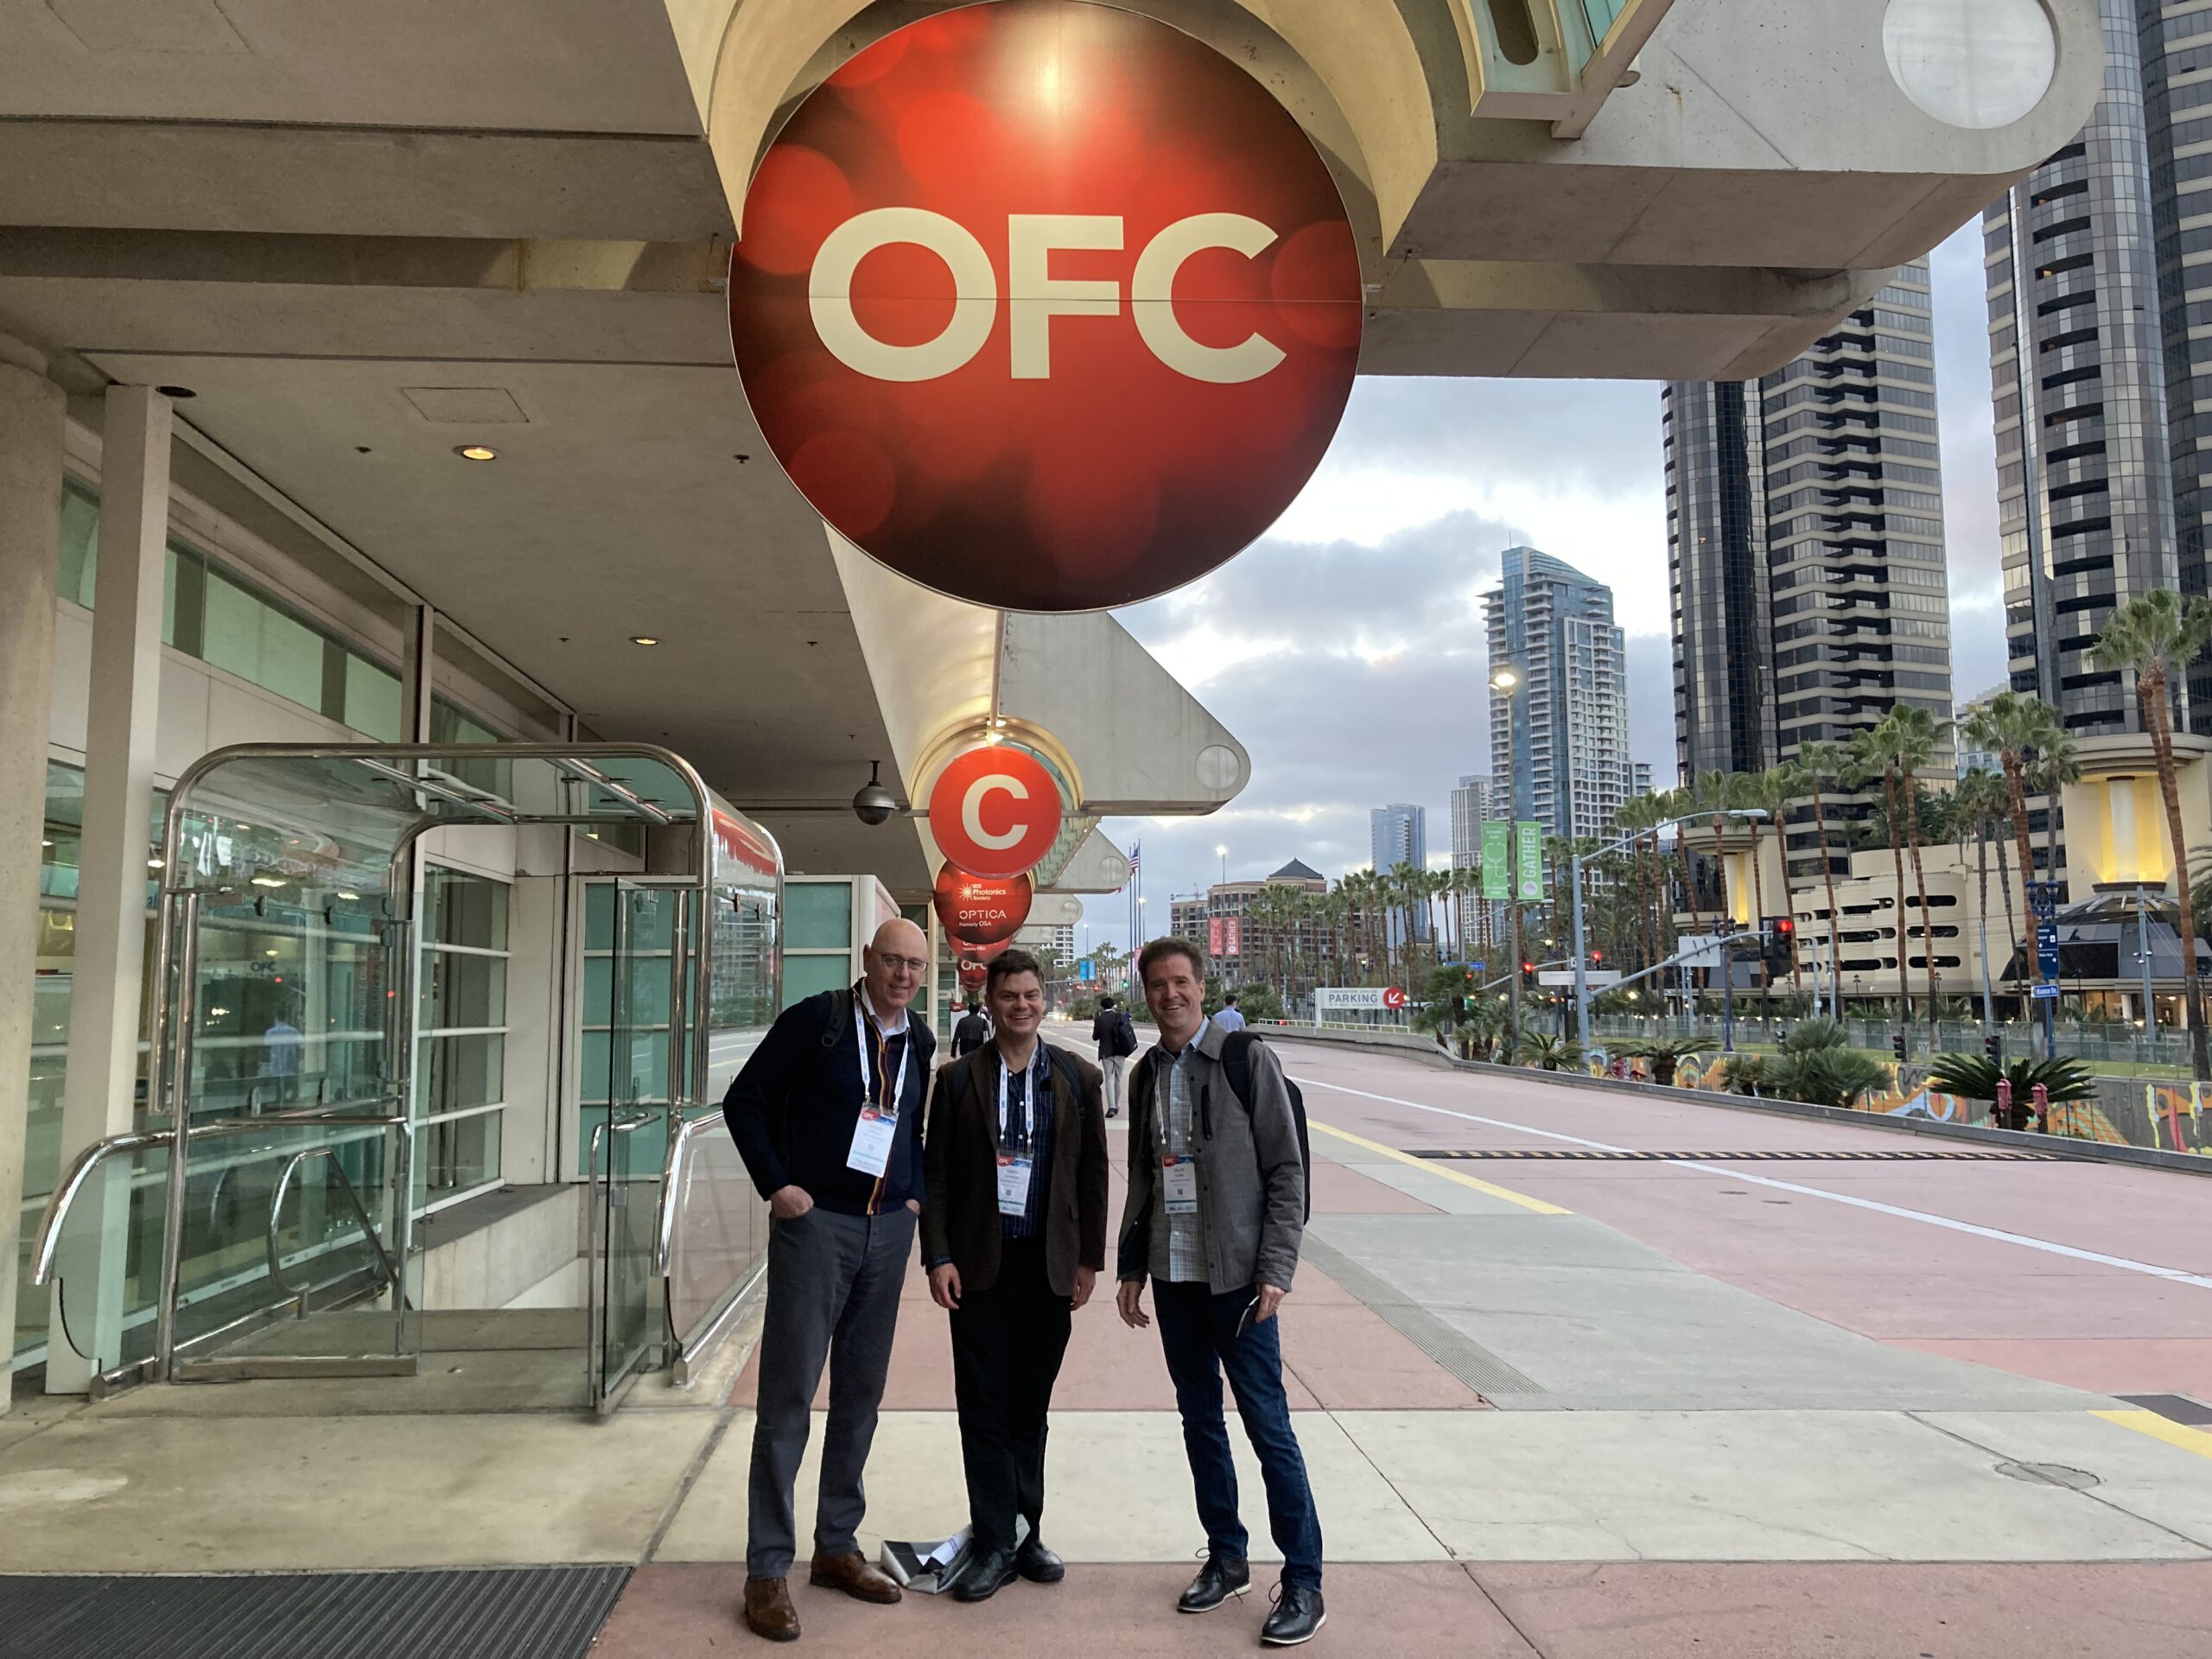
[{"xmin": 724, "ymin": 918, "xmax": 938, "ymax": 1643}]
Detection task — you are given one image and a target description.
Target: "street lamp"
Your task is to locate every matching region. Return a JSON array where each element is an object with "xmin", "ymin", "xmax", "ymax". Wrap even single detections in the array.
[
  {"xmin": 1574, "ymin": 807, "xmax": 1766, "ymax": 1067},
  {"xmin": 1490, "ymin": 663, "xmax": 1527, "ymax": 1049},
  {"xmin": 1217, "ymin": 843, "xmax": 1228, "ymax": 885}
]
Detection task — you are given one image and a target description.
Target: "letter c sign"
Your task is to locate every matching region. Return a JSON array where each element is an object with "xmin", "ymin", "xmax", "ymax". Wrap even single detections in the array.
[
  {"xmin": 727, "ymin": 0, "xmax": 1361, "ymax": 614},
  {"xmin": 928, "ymin": 747, "xmax": 1064, "ymax": 879}
]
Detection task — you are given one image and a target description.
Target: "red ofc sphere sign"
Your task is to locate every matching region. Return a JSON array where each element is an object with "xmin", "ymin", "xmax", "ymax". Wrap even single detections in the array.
[
  {"xmin": 935, "ymin": 865, "xmax": 1033, "ymax": 947},
  {"xmin": 928, "ymin": 745, "xmax": 1063, "ymax": 878},
  {"xmin": 728, "ymin": 0, "xmax": 1362, "ymax": 612}
]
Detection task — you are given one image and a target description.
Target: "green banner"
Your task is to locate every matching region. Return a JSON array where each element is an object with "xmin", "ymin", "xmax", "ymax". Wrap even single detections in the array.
[
  {"xmin": 1481, "ymin": 821, "xmax": 1510, "ymax": 899},
  {"xmin": 1516, "ymin": 821, "xmax": 1544, "ymax": 902}
]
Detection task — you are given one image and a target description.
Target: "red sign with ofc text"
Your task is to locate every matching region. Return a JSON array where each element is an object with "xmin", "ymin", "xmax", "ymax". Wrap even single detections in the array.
[
  {"xmin": 727, "ymin": 0, "xmax": 1362, "ymax": 611},
  {"xmin": 927, "ymin": 745, "xmax": 1064, "ymax": 878}
]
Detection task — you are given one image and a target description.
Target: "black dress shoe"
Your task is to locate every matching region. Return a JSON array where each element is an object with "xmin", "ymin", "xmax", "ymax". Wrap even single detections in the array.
[
  {"xmin": 953, "ymin": 1544, "xmax": 1020, "ymax": 1603},
  {"xmin": 1015, "ymin": 1535, "xmax": 1065, "ymax": 1583},
  {"xmin": 1262, "ymin": 1582, "xmax": 1326, "ymax": 1646},
  {"xmin": 1176, "ymin": 1553, "xmax": 1250, "ymax": 1613}
]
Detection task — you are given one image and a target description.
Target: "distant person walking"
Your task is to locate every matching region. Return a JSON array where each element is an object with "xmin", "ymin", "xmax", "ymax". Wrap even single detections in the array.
[
  {"xmin": 1212, "ymin": 992, "xmax": 1246, "ymax": 1033},
  {"xmin": 1090, "ymin": 994, "xmax": 1137, "ymax": 1118},
  {"xmin": 723, "ymin": 918, "xmax": 936, "ymax": 1643},
  {"xmin": 953, "ymin": 1000, "xmax": 992, "ymax": 1059}
]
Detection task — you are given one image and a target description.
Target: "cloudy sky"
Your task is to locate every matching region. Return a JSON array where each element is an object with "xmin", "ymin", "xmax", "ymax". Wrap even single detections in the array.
[{"xmin": 1080, "ymin": 219, "xmax": 2003, "ymax": 956}]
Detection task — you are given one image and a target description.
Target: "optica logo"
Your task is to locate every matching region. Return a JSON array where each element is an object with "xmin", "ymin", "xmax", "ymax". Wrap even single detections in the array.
[
  {"xmin": 728, "ymin": 0, "xmax": 1362, "ymax": 613},
  {"xmin": 933, "ymin": 865, "xmax": 1034, "ymax": 947}
]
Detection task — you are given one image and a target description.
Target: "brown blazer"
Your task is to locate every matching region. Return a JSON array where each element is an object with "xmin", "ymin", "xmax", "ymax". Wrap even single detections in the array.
[{"xmin": 922, "ymin": 1040, "xmax": 1109, "ymax": 1297}]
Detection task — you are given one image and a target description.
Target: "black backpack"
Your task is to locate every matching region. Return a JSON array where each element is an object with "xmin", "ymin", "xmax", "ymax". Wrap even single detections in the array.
[
  {"xmin": 1111, "ymin": 1009, "xmax": 1136, "ymax": 1058},
  {"xmin": 1218, "ymin": 1031, "xmax": 1313, "ymax": 1223}
]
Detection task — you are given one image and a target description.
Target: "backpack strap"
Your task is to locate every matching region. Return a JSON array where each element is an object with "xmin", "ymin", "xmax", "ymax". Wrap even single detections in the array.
[
  {"xmin": 1220, "ymin": 1028, "xmax": 1258, "ymax": 1110},
  {"xmin": 821, "ymin": 986, "xmax": 854, "ymax": 1049}
]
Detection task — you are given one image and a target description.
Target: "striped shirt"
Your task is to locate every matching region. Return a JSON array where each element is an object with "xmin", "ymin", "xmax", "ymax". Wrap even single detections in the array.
[{"xmin": 1149, "ymin": 1018, "xmax": 1209, "ymax": 1285}]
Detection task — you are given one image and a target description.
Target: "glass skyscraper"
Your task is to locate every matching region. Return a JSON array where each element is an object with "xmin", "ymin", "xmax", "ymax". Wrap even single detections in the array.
[
  {"xmin": 1484, "ymin": 547, "xmax": 1633, "ymax": 841},
  {"xmin": 1664, "ymin": 261, "xmax": 1955, "ymax": 878}
]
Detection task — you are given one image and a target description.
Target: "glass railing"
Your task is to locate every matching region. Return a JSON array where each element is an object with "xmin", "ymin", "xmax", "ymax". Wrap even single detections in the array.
[
  {"xmin": 34, "ymin": 1135, "xmax": 170, "ymax": 1385},
  {"xmin": 658, "ymin": 1111, "xmax": 767, "ymax": 1384}
]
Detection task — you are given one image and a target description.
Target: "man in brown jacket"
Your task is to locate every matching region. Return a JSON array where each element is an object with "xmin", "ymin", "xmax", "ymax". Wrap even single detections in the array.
[{"xmin": 923, "ymin": 947, "xmax": 1109, "ymax": 1602}]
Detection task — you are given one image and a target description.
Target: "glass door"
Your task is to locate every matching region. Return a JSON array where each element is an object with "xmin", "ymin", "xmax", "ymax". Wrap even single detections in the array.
[{"xmin": 588, "ymin": 880, "xmax": 682, "ymax": 1408}]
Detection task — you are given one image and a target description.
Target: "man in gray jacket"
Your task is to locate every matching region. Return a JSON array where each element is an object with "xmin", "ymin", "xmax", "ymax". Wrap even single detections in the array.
[{"xmin": 1115, "ymin": 937, "xmax": 1325, "ymax": 1647}]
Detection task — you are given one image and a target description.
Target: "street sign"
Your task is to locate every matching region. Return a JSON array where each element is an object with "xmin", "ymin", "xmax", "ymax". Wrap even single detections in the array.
[
  {"xmin": 1540, "ymin": 969, "xmax": 1621, "ymax": 988},
  {"xmin": 2031, "ymin": 982, "xmax": 2061, "ymax": 1000},
  {"xmin": 1317, "ymin": 987, "xmax": 1394, "ymax": 1012},
  {"xmin": 1382, "ymin": 986, "xmax": 1408, "ymax": 1010},
  {"xmin": 1078, "ymin": 958, "xmax": 1096, "ymax": 983}
]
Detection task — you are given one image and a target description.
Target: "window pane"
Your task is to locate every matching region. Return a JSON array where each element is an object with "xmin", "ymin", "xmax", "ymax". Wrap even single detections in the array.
[
  {"xmin": 424, "ymin": 867, "xmax": 508, "ymax": 951},
  {"xmin": 343, "ymin": 653, "xmax": 404, "ymax": 742},
  {"xmin": 782, "ymin": 952, "xmax": 852, "ymax": 1007},
  {"xmin": 420, "ymin": 950, "xmax": 506, "ymax": 1032},
  {"xmin": 201, "ymin": 570, "xmax": 327, "ymax": 710},
  {"xmin": 419, "ymin": 1109, "xmax": 501, "ymax": 1205},
  {"xmin": 418, "ymin": 1032, "xmax": 505, "ymax": 1114},
  {"xmin": 786, "ymin": 881, "xmax": 852, "ymax": 950},
  {"xmin": 57, "ymin": 479, "xmax": 99, "ymax": 608}
]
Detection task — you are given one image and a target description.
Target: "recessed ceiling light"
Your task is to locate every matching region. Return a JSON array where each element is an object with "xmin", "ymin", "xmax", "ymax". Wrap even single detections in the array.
[
  {"xmin": 156, "ymin": 385, "xmax": 197, "ymax": 400},
  {"xmin": 454, "ymin": 444, "xmax": 498, "ymax": 461},
  {"xmin": 630, "ymin": 635, "xmax": 659, "ymax": 646}
]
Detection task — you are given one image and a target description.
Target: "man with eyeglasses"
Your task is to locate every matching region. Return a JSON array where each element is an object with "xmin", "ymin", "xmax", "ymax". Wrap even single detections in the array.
[{"xmin": 724, "ymin": 917, "xmax": 937, "ymax": 1643}]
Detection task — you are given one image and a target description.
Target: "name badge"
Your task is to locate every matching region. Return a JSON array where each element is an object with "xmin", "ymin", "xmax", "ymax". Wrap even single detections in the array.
[
  {"xmin": 848, "ymin": 1106, "xmax": 896, "ymax": 1177},
  {"xmin": 997, "ymin": 1154, "xmax": 1033, "ymax": 1216},
  {"xmin": 1161, "ymin": 1154, "xmax": 1198, "ymax": 1215}
]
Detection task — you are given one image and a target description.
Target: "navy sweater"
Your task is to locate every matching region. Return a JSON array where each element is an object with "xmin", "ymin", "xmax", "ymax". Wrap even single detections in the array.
[{"xmin": 721, "ymin": 988, "xmax": 933, "ymax": 1217}]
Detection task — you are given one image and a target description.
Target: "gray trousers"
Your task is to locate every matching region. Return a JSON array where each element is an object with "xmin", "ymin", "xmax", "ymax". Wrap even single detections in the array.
[
  {"xmin": 747, "ymin": 1205, "xmax": 916, "ymax": 1577},
  {"xmin": 1101, "ymin": 1053, "xmax": 1127, "ymax": 1116}
]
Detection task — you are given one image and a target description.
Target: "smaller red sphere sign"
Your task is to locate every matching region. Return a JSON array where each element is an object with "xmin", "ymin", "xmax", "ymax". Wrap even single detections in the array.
[
  {"xmin": 957, "ymin": 960, "xmax": 989, "ymax": 988},
  {"xmin": 958, "ymin": 937, "xmax": 1012, "ymax": 966},
  {"xmin": 935, "ymin": 866, "xmax": 1033, "ymax": 947},
  {"xmin": 928, "ymin": 746, "xmax": 1063, "ymax": 878}
]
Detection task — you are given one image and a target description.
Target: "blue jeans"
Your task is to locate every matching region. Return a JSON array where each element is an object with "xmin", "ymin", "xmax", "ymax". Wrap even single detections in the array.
[{"xmin": 1152, "ymin": 1281, "xmax": 1324, "ymax": 1587}]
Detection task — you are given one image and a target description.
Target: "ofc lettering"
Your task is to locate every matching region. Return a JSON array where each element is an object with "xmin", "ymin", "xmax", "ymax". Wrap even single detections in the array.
[{"xmin": 808, "ymin": 210, "xmax": 1286, "ymax": 385}]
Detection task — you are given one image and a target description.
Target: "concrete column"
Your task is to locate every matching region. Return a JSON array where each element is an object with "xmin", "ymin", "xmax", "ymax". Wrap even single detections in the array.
[
  {"xmin": 0, "ymin": 337, "xmax": 65, "ymax": 1417},
  {"xmin": 47, "ymin": 386, "xmax": 172, "ymax": 1393}
]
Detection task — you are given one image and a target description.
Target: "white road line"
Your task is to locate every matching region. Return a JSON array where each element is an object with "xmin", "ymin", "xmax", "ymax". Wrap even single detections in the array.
[{"xmin": 1292, "ymin": 1074, "xmax": 2212, "ymax": 1292}]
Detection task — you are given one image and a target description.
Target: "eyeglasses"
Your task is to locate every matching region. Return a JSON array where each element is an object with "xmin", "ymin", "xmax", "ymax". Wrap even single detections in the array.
[{"xmin": 876, "ymin": 955, "xmax": 929, "ymax": 974}]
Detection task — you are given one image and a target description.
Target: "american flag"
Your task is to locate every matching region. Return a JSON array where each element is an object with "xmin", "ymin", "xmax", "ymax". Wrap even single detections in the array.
[{"xmin": 1128, "ymin": 840, "xmax": 1141, "ymax": 871}]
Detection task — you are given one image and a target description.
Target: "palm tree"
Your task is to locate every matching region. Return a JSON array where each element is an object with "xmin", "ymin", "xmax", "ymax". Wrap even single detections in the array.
[
  {"xmin": 2092, "ymin": 589, "xmax": 2212, "ymax": 1080},
  {"xmin": 1954, "ymin": 767, "xmax": 2010, "ymax": 1033},
  {"xmin": 1847, "ymin": 724, "xmax": 1914, "ymax": 1035},
  {"xmin": 1962, "ymin": 690, "xmax": 2066, "ymax": 1007},
  {"xmin": 1876, "ymin": 705, "xmax": 1948, "ymax": 1047},
  {"xmin": 1794, "ymin": 741, "xmax": 1853, "ymax": 1010},
  {"xmin": 2028, "ymin": 731, "xmax": 2082, "ymax": 874}
]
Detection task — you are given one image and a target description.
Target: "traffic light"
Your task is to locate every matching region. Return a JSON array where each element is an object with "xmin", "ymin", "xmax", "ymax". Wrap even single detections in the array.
[
  {"xmin": 1589, "ymin": 948, "xmax": 1603, "ymax": 967},
  {"xmin": 1984, "ymin": 1033, "xmax": 2003, "ymax": 1064},
  {"xmin": 1761, "ymin": 916, "xmax": 1795, "ymax": 972},
  {"xmin": 1891, "ymin": 1030, "xmax": 1908, "ymax": 1062},
  {"xmin": 1521, "ymin": 960, "xmax": 1535, "ymax": 978}
]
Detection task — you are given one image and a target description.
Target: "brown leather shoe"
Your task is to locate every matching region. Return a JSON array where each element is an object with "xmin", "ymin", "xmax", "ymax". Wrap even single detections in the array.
[
  {"xmin": 809, "ymin": 1548, "xmax": 904, "ymax": 1605},
  {"xmin": 742, "ymin": 1576, "xmax": 800, "ymax": 1642}
]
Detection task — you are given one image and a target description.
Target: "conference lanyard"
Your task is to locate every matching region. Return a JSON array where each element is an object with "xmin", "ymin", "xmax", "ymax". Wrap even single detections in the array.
[
  {"xmin": 995, "ymin": 1048, "xmax": 1042, "ymax": 1216},
  {"xmin": 1155, "ymin": 1039, "xmax": 1200, "ymax": 1216},
  {"xmin": 845, "ymin": 1001, "xmax": 909, "ymax": 1178}
]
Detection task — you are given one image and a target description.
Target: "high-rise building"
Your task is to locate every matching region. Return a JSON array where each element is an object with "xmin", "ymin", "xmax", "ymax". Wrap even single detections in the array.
[
  {"xmin": 1985, "ymin": 10, "xmax": 2178, "ymax": 745},
  {"xmin": 1632, "ymin": 762, "xmax": 1656, "ymax": 798},
  {"xmin": 1370, "ymin": 804, "xmax": 1427, "ymax": 874},
  {"xmin": 1484, "ymin": 547, "xmax": 1634, "ymax": 840},
  {"xmin": 1448, "ymin": 775, "xmax": 1492, "ymax": 871},
  {"xmin": 1664, "ymin": 260, "xmax": 1955, "ymax": 877}
]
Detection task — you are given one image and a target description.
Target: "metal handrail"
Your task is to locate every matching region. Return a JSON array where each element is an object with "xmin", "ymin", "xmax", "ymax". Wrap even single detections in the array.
[
  {"xmin": 33, "ymin": 1100, "xmax": 409, "ymax": 1288},
  {"xmin": 264, "ymin": 1133, "xmax": 409, "ymax": 1305},
  {"xmin": 655, "ymin": 1109, "xmax": 724, "ymax": 1276},
  {"xmin": 585, "ymin": 1108, "xmax": 657, "ymax": 1410}
]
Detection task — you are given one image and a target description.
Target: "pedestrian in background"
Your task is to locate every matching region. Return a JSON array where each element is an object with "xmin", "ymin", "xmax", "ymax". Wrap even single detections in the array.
[{"xmin": 1090, "ymin": 993, "xmax": 1137, "ymax": 1117}]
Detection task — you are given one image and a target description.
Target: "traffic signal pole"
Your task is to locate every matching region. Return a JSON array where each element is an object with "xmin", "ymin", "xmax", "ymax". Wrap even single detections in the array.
[{"xmin": 1509, "ymin": 817, "xmax": 1523, "ymax": 1054}]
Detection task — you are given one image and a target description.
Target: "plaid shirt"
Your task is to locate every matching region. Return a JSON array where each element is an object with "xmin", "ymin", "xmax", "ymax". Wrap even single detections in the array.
[{"xmin": 1148, "ymin": 1018, "xmax": 1209, "ymax": 1284}]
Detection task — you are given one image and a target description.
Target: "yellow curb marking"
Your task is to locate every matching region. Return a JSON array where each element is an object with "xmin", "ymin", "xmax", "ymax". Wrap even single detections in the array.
[
  {"xmin": 2094, "ymin": 1409, "xmax": 2212, "ymax": 1460},
  {"xmin": 1308, "ymin": 1119, "xmax": 1572, "ymax": 1216}
]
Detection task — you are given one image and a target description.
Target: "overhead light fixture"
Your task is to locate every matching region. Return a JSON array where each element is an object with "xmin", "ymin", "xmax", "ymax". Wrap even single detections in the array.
[
  {"xmin": 454, "ymin": 444, "xmax": 498, "ymax": 462},
  {"xmin": 251, "ymin": 874, "xmax": 286, "ymax": 888},
  {"xmin": 630, "ymin": 635, "xmax": 659, "ymax": 647},
  {"xmin": 41, "ymin": 839, "xmax": 53, "ymax": 849},
  {"xmin": 338, "ymin": 891, "xmax": 360, "ymax": 901},
  {"xmin": 147, "ymin": 857, "xmax": 163, "ymax": 869}
]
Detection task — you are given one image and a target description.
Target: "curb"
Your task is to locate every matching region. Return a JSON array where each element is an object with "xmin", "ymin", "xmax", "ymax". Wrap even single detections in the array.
[{"xmin": 1260, "ymin": 1026, "xmax": 2212, "ymax": 1179}]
